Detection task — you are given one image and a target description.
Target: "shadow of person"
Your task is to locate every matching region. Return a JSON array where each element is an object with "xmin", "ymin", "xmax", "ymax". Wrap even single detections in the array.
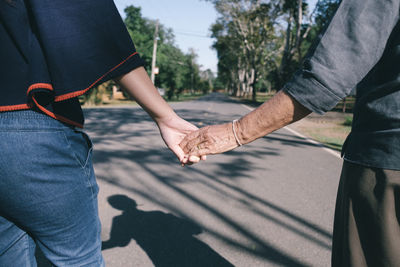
[{"xmin": 102, "ymin": 195, "xmax": 234, "ymax": 267}]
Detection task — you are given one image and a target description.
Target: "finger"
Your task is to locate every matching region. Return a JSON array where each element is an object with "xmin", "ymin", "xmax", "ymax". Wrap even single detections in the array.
[
  {"xmin": 181, "ymin": 155, "xmax": 190, "ymax": 167},
  {"xmin": 180, "ymin": 127, "xmax": 208, "ymax": 153},
  {"xmin": 181, "ymin": 155, "xmax": 189, "ymax": 165},
  {"xmin": 188, "ymin": 155, "xmax": 200, "ymax": 163},
  {"xmin": 182, "ymin": 140, "xmax": 198, "ymax": 154},
  {"xmin": 179, "ymin": 141, "xmax": 188, "ymax": 153},
  {"xmin": 179, "ymin": 132, "xmax": 199, "ymax": 153},
  {"xmin": 169, "ymin": 144, "xmax": 185, "ymax": 163},
  {"xmin": 187, "ymin": 147, "xmax": 212, "ymax": 158}
]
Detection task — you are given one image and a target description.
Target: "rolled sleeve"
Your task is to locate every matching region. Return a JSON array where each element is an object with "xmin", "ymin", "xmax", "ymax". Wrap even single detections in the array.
[{"xmin": 283, "ymin": 0, "xmax": 400, "ymax": 114}]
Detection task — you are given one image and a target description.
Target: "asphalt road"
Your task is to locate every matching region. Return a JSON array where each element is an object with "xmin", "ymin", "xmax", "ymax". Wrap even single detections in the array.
[{"xmin": 83, "ymin": 93, "xmax": 343, "ymax": 267}]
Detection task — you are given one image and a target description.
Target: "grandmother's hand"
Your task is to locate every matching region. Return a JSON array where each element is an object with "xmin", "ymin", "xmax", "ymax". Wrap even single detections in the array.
[{"xmin": 179, "ymin": 122, "xmax": 239, "ymax": 162}]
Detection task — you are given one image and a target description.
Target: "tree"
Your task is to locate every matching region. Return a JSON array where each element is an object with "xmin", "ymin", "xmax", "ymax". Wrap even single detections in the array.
[
  {"xmin": 156, "ymin": 43, "xmax": 187, "ymax": 99},
  {"xmin": 80, "ymin": 4, "xmax": 213, "ymax": 105},
  {"xmin": 209, "ymin": 0, "xmax": 280, "ymax": 100},
  {"xmin": 314, "ymin": 0, "xmax": 340, "ymax": 32},
  {"xmin": 208, "ymin": 0, "xmax": 340, "ymax": 99},
  {"xmin": 123, "ymin": 6, "xmax": 155, "ymax": 69},
  {"xmin": 123, "ymin": 5, "xmax": 209, "ymax": 99}
]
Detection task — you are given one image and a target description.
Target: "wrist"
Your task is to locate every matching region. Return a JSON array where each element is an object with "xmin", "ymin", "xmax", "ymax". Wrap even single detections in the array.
[{"xmin": 154, "ymin": 111, "xmax": 179, "ymax": 126}]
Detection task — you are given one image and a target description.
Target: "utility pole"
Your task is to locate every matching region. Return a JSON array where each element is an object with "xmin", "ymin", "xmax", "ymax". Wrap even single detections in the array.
[{"xmin": 151, "ymin": 20, "xmax": 159, "ymax": 84}]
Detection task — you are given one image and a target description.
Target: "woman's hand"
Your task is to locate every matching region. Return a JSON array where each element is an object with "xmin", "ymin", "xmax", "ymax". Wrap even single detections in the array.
[
  {"xmin": 157, "ymin": 115, "xmax": 206, "ymax": 165},
  {"xmin": 179, "ymin": 122, "xmax": 239, "ymax": 161}
]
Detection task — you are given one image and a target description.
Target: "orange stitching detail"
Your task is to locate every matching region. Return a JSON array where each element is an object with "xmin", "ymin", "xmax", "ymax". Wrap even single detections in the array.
[
  {"xmin": 1, "ymin": 51, "xmax": 138, "ymax": 127},
  {"xmin": 0, "ymin": 103, "xmax": 33, "ymax": 112},
  {"xmin": 31, "ymin": 97, "xmax": 83, "ymax": 128},
  {"xmin": 55, "ymin": 51, "xmax": 139, "ymax": 102},
  {"xmin": 27, "ymin": 83, "xmax": 54, "ymax": 95}
]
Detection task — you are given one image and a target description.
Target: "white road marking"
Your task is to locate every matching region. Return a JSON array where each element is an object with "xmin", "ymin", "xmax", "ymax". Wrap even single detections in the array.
[{"xmin": 240, "ymin": 104, "xmax": 254, "ymax": 111}]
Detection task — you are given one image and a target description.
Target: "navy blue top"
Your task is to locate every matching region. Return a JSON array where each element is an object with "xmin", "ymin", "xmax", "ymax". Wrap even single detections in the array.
[
  {"xmin": 0, "ymin": 0, "xmax": 144, "ymax": 127},
  {"xmin": 283, "ymin": 0, "xmax": 400, "ymax": 170}
]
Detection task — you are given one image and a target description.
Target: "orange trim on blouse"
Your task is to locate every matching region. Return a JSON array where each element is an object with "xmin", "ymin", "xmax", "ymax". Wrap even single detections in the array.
[
  {"xmin": 27, "ymin": 83, "xmax": 54, "ymax": 95},
  {"xmin": 31, "ymin": 96, "xmax": 83, "ymax": 128},
  {"xmin": 0, "ymin": 51, "xmax": 139, "ymax": 128},
  {"xmin": 0, "ymin": 103, "xmax": 33, "ymax": 112},
  {"xmin": 54, "ymin": 51, "xmax": 138, "ymax": 102}
]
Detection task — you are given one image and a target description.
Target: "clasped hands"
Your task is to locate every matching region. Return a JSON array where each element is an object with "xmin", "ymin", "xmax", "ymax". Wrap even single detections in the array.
[
  {"xmin": 157, "ymin": 114, "xmax": 241, "ymax": 166},
  {"xmin": 179, "ymin": 121, "xmax": 241, "ymax": 166}
]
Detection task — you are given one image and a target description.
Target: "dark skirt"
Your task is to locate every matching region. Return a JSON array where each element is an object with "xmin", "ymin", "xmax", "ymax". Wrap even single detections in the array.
[{"xmin": 332, "ymin": 161, "xmax": 400, "ymax": 267}]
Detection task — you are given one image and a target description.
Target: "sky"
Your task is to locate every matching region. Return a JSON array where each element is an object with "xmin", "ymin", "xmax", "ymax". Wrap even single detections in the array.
[
  {"xmin": 114, "ymin": 0, "xmax": 320, "ymax": 74},
  {"xmin": 114, "ymin": 0, "xmax": 218, "ymax": 73}
]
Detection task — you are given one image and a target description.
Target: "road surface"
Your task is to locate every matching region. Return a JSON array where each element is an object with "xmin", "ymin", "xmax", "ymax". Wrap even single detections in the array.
[{"xmin": 84, "ymin": 93, "xmax": 342, "ymax": 267}]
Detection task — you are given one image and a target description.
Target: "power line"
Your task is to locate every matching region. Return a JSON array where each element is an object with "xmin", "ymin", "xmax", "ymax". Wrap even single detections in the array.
[
  {"xmin": 175, "ymin": 28, "xmax": 208, "ymax": 35},
  {"xmin": 174, "ymin": 31, "xmax": 212, "ymax": 38}
]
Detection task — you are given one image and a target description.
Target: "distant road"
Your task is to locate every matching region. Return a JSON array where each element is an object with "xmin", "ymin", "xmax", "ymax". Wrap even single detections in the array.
[{"xmin": 84, "ymin": 93, "xmax": 342, "ymax": 267}]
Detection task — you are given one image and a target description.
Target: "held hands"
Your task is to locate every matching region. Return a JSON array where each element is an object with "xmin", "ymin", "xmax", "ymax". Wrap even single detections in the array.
[
  {"xmin": 179, "ymin": 122, "xmax": 240, "ymax": 165},
  {"xmin": 158, "ymin": 115, "xmax": 242, "ymax": 166},
  {"xmin": 156, "ymin": 115, "xmax": 206, "ymax": 165}
]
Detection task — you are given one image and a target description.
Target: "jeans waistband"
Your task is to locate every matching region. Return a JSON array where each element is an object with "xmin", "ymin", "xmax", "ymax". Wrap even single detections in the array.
[{"xmin": 0, "ymin": 110, "xmax": 72, "ymax": 130}]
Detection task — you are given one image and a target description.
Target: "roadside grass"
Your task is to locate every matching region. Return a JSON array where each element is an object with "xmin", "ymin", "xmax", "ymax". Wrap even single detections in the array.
[
  {"xmin": 164, "ymin": 92, "xmax": 205, "ymax": 102},
  {"xmin": 297, "ymin": 123, "xmax": 351, "ymax": 151},
  {"xmin": 254, "ymin": 92, "xmax": 275, "ymax": 102},
  {"xmin": 342, "ymin": 115, "xmax": 353, "ymax": 126},
  {"xmin": 290, "ymin": 113, "xmax": 353, "ymax": 151}
]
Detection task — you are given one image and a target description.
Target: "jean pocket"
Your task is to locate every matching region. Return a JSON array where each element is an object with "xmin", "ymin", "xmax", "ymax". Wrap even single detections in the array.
[{"xmin": 62, "ymin": 128, "xmax": 93, "ymax": 171}]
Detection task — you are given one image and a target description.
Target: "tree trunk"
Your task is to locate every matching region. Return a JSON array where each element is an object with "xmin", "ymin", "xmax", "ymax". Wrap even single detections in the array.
[
  {"xmin": 296, "ymin": 0, "xmax": 303, "ymax": 59},
  {"xmin": 278, "ymin": 14, "xmax": 293, "ymax": 89},
  {"xmin": 238, "ymin": 68, "xmax": 246, "ymax": 97},
  {"xmin": 252, "ymin": 69, "xmax": 258, "ymax": 102},
  {"xmin": 342, "ymin": 97, "xmax": 347, "ymax": 113}
]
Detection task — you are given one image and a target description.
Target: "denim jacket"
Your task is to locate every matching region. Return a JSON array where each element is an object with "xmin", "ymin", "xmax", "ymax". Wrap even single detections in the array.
[{"xmin": 284, "ymin": 0, "xmax": 400, "ymax": 170}]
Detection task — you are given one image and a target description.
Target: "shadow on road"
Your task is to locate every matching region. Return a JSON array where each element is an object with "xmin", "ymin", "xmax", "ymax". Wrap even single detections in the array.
[
  {"xmin": 86, "ymin": 93, "xmax": 334, "ymax": 266},
  {"xmin": 102, "ymin": 195, "xmax": 234, "ymax": 267},
  {"xmin": 94, "ymin": 148, "xmax": 325, "ymax": 266}
]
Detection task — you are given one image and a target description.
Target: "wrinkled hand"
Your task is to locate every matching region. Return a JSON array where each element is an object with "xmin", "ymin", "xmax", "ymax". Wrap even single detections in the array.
[
  {"xmin": 180, "ymin": 122, "xmax": 239, "ymax": 162},
  {"xmin": 157, "ymin": 115, "xmax": 206, "ymax": 165}
]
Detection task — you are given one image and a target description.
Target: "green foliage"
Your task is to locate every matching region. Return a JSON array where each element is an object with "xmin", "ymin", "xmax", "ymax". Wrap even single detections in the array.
[
  {"xmin": 208, "ymin": 0, "xmax": 341, "ymax": 101},
  {"xmin": 123, "ymin": 5, "xmax": 214, "ymax": 99},
  {"xmin": 314, "ymin": 0, "xmax": 341, "ymax": 32},
  {"xmin": 123, "ymin": 6, "xmax": 154, "ymax": 68},
  {"xmin": 343, "ymin": 115, "xmax": 353, "ymax": 126},
  {"xmin": 80, "ymin": 1, "xmax": 341, "ymax": 105},
  {"xmin": 81, "ymin": 81, "xmax": 114, "ymax": 106}
]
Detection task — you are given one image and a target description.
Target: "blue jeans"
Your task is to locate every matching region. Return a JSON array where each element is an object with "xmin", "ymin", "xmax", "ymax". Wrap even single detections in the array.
[{"xmin": 0, "ymin": 110, "xmax": 104, "ymax": 266}]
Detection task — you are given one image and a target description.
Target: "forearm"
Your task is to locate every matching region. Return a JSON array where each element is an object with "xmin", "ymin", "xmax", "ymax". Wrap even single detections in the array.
[
  {"xmin": 114, "ymin": 67, "xmax": 176, "ymax": 123},
  {"xmin": 236, "ymin": 90, "xmax": 311, "ymax": 144}
]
